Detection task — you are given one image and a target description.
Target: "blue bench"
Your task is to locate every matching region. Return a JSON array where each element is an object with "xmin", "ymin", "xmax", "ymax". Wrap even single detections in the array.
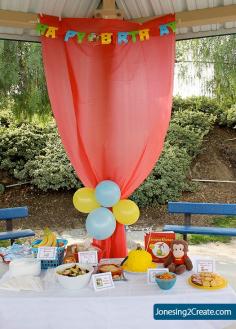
[
  {"xmin": 0, "ymin": 207, "xmax": 35, "ymax": 244},
  {"xmin": 163, "ymin": 202, "xmax": 236, "ymax": 241}
]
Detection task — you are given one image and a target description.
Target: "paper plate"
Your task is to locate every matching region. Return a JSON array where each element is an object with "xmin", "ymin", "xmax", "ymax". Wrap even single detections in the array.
[{"xmin": 188, "ymin": 276, "xmax": 228, "ymax": 290}]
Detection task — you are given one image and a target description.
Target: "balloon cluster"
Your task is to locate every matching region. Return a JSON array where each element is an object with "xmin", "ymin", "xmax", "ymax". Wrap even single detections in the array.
[{"xmin": 73, "ymin": 180, "xmax": 140, "ymax": 240}]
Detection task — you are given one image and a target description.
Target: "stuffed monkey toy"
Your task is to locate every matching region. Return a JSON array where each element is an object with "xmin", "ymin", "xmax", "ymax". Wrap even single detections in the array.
[{"xmin": 164, "ymin": 239, "xmax": 193, "ymax": 275}]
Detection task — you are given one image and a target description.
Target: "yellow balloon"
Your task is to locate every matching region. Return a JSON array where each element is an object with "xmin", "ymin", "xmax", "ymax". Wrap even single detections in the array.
[
  {"xmin": 112, "ymin": 199, "xmax": 140, "ymax": 225},
  {"xmin": 73, "ymin": 187, "xmax": 100, "ymax": 213}
]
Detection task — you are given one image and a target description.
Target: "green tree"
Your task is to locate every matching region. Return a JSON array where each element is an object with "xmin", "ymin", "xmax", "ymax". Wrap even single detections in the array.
[
  {"xmin": 0, "ymin": 40, "xmax": 50, "ymax": 120},
  {"xmin": 176, "ymin": 35, "xmax": 236, "ymax": 104}
]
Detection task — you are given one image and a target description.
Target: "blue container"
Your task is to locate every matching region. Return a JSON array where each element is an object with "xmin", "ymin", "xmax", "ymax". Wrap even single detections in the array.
[
  {"xmin": 155, "ymin": 272, "xmax": 177, "ymax": 290},
  {"xmin": 31, "ymin": 239, "xmax": 68, "ymax": 269}
]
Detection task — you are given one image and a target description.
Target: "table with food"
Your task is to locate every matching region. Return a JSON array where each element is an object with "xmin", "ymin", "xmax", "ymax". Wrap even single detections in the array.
[{"xmin": 0, "ymin": 229, "xmax": 235, "ymax": 329}]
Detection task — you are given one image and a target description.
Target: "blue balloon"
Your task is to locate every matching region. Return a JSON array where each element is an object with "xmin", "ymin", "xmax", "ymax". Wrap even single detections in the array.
[
  {"xmin": 86, "ymin": 207, "xmax": 116, "ymax": 240},
  {"xmin": 95, "ymin": 180, "xmax": 121, "ymax": 207}
]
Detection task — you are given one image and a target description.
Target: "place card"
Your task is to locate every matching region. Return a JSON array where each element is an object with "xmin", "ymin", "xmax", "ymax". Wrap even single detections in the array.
[
  {"xmin": 78, "ymin": 250, "xmax": 98, "ymax": 266},
  {"xmin": 147, "ymin": 268, "xmax": 169, "ymax": 284},
  {"xmin": 196, "ymin": 259, "xmax": 215, "ymax": 273},
  {"xmin": 37, "ymin": 247, "xmax": 57, "ymax": 260},
  {"xmin": 92, "ymin": 272, "xmax": 115, "ymax": 292}
]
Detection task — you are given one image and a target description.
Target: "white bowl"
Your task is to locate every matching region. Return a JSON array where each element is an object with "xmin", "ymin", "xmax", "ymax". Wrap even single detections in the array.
[
  {"xmin": 9, "ymin": 258, "xmax": 41, "ymax": 277},
  {"xmin": 55, "ymin": 263, "xmax": 94, "ymax": 290}
]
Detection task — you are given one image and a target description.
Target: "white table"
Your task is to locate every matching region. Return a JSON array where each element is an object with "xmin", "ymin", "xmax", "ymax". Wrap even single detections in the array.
[{"xmin": 0, "ymin": 261, "xmax": 235, "ymax": 329}]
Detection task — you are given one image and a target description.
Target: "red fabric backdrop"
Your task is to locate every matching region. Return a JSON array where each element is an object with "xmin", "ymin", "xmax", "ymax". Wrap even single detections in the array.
[{"xmin": 40, "ymin": 15, "xmax": 175, "ymax": 258}]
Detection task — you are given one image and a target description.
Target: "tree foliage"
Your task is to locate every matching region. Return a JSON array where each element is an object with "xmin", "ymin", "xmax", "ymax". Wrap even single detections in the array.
[
  {"xmin": 176, "ymin": 35, "xmax": 236, "ymax": 104},
  {"xmin": 0, "ymin": 40, "xmax": 50, "ymax": 120},
  {"xmin": 0, "ymin": 36, "xmax": 235, "ymax": 120}
]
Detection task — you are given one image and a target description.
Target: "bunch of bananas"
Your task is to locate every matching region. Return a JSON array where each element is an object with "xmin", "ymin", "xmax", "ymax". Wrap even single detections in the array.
[{"xmin": 33, "ymin": 228, "xmax": 57, "ymax": 248}]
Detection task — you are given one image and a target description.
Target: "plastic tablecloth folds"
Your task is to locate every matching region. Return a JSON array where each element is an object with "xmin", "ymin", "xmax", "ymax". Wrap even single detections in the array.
[{"xmin": 0, "ymin": 260, "xmax": 235, "ymax": 329}]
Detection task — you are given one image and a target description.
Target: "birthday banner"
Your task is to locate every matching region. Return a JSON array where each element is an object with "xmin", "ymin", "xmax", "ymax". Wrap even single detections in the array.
[{"xmin": 36, "ymin": 20, "xmax": 176, "ymax": 45}]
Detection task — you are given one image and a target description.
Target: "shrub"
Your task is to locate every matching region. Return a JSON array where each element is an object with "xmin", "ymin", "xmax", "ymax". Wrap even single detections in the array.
[
  {"xmin": 173, "ymin": 96, "xmax": 235, "ymax": 128},
  {"xmin": 172, "ymin": 96, "xmax": 219, "ymax": 115},
  {"xmin": 23, "ymin": 132, "xmax": 81, "ymax": 190},
  {"xmin": 167, "ymin": 123, "xmax": 204, "ymax": 157},
  {"xmin": 0, "ymin": 124, "xmax": 49, "ymax": 177},
  {"xmin": 0, "ymin": 108, "xmax": 14, "ymax": 128},
  {"xmin": 131, "ymin": 143, "xmax": 192, "ymax": 205},
  {"xmin": 0, "ymin": 120, "xmax": 81, "ymax": 190},
  {"xmin": 170, "ymin": 110, "xmax": 216, "ymax": 135},
  {"xmin": 226, "ymin": 105, "xmax": 236, "ymax": 128},
  {"xmin": 218, "ymin": 105, "xmax": 236, "ymax": 128}
]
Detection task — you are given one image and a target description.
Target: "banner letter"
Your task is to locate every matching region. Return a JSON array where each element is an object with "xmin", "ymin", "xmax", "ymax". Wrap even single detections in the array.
[
  {"xmin": 128, "ymin": 31, "xmax": 139, "ymax": 43},
  {"xmin": 160, "ymin": 24, "xmax": 169, "ymax": 36},
  {"xmin": 45, "ymin": 26, "xmax": 58, "ymax": 38},
  {"xmin": 101, "ymin": 33, "xmax": 113, "ymax": 44},
  {"xmin": 167, "ymin": 21, "xmax": 176, "ymax": 33},
  {"xmin": 139, "ymin": 29, "xmax": 150, "ymax": 41},
  {"xmin": 36, "ymin": 23, "xmax": 48, "ymax": 36},
  {"xmin": 118, "ymin": 32, "xmax": 128, "ymax": 45},
  {"xmin": 88, "ymin": 33, "xmax": 98, "ymax": 42},
  {"xmin": 77, "ymin": 32, "xmax": 86, "ymax": 43},
  {"xmin": 64, "ymin": 30, "xmax": 77, "ymax": 42}
]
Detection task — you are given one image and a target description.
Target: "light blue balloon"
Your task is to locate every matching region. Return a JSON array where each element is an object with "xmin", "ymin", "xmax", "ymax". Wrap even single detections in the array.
[
  {"xmin": 95, "ymin": 180, "xmax": 121, "ymax": 207},
  {"xmin": 86, "ymin": 207, "xmax": 116, "ymax": 240}
]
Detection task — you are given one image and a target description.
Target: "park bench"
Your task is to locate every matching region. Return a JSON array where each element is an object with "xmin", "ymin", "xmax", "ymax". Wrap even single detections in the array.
[
  {"xmin": 163, "ymin": 202, "xmax": 236, "ymax": 241},
  {"xmin": 0, "ymin": 207, "xmax": 35, "ymax": 244}
]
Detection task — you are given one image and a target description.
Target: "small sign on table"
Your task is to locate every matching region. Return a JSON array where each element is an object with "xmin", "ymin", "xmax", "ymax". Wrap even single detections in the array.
[
  {"xmin": 196, "ymin": 259, "xmax": 215, "ymax": 273},
  {"xmin": 78, "ymin": 250, "xmax": 98, "ymax": 266},
  {"xmin": 147, "ymin": 268, "xmax": 169, "ymax": 284},
  {"xmin": 92, "ymin": 272, "xmax": 114, "ymax": 292},
  {"xmin": 37, "ymin": 247, "xmax": 57, "ymax": 260}
]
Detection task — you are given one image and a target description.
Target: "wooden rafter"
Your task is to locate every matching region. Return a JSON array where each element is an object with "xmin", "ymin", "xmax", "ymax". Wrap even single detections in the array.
[
  {"xmin": 0, "ymin": 9, "xmax": 37, "ymax": 29},
  {"xmin": 176, "ymin": 4, "xmax": 236, "ymax": 28},
  {"xmin": 0, "ymin": 4, "xmax": 236, "ymax": 30},
  {"xmin": 132, "ymin": 4, "xmax": 236, "ymax": 27}
]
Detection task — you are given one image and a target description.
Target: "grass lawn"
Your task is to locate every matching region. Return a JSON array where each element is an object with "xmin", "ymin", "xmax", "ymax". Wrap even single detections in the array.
[
  {"xmin": 0, "ymin": 240, "xmax": 10, "ymax": 248},
  {"xmin": 0, "ymin": 216, "xmax": 235, "ymax": 248},
  {"xmin": 187, "ymin": 216, "xmax": 236, "ymax": 244}
]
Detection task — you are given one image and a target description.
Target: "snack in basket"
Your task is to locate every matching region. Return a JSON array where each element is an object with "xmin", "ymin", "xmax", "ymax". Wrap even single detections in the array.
[
  {"xmin": 122, "ymin": 244, "xmax": 156, "ymax": 272},
  {"xmin": 31, "ymin": 232, "xmax": 67, "ymax": 269},
  {"xmin": 72, "ymin": 242, "xmax": 103, "ymax": 262},
  {"xmin": 190, "ymin": 272, "xmax": 227, "ymax": 289},
  {"xmin": 63, "ymin": 245, "xmax": 77, "ymax": 264},
  {"xmin": 57, "ymin": 264, "xmax": 89, "ymax": 277},
  {"xmin": 32, "ymin": 228, "xmax": 61, "ymax": 248}
]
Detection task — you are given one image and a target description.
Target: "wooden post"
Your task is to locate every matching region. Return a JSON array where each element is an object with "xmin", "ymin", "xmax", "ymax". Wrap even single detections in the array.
[
  {"xmin": 6, "ymin": 219, "xmax": 14, "ymax": 245},
  {"xmin": 94, "ymin": 0, "xmax": 123, "ymax": 19},
  {"xmin": 183, "ymin": 213, "xmax": 191, "ymax": 242}
]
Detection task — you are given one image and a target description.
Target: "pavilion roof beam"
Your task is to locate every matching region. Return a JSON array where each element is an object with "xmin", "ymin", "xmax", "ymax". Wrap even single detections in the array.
[
  {"xmin": 0, "ymin": 10, "xmax": 37, "ymax": 29},
  {"xmin": 132, "ymin": 4, "xmax": 236, "ymax": 27},
  {"xmin": 0, "ymin": 4, "xmax": 236, "ymax": 30}
]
